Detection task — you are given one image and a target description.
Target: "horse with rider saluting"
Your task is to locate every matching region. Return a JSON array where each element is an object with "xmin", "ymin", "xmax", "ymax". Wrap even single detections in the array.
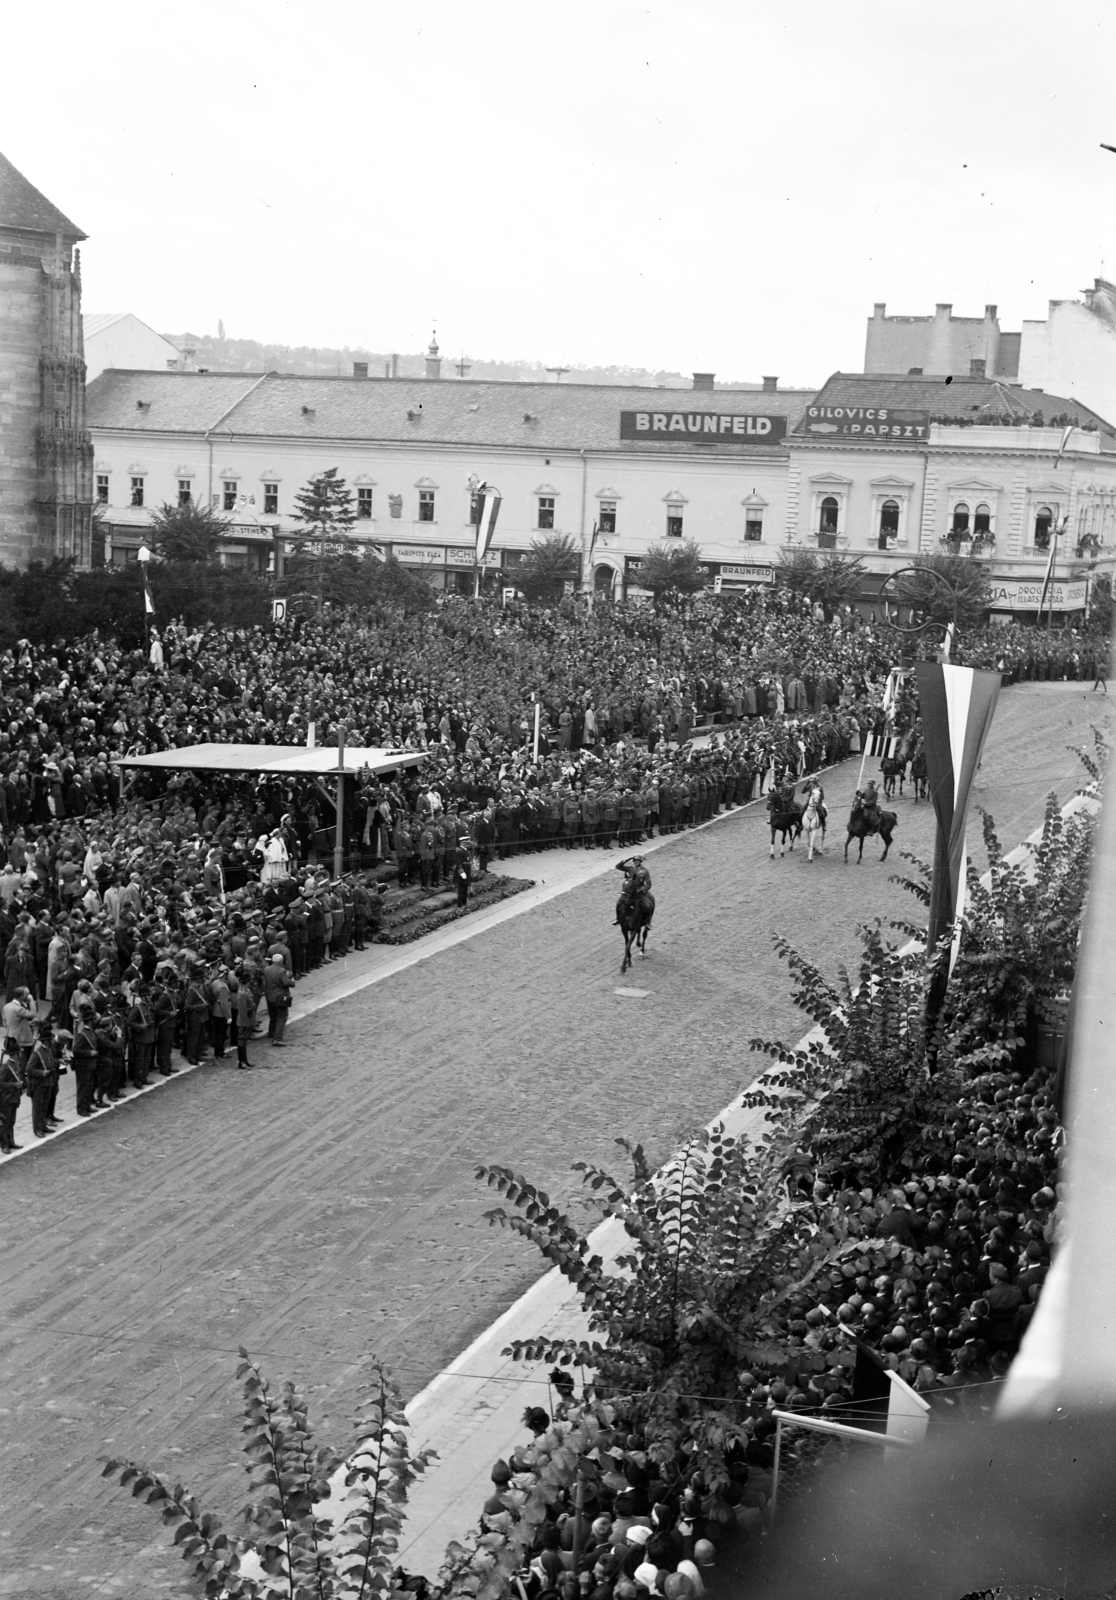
[{"xmin": 615, "ymin": 854, "xmax": 655, "ymax": 972}]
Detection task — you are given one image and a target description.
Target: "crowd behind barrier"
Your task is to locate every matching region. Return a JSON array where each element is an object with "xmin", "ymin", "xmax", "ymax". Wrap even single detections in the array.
[{"xmin": 0, "ymin": 587, "xmax": 1105, "ymax": 1148}]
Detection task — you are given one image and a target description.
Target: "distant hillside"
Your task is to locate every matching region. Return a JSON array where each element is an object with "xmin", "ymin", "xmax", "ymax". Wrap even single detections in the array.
[{"xmin": 163, "ymin": 332, "xmax": 766, "ymax": 389}]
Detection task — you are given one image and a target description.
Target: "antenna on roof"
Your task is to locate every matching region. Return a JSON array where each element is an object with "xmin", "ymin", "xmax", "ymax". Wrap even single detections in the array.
[{"xmin": 546, "ymin": 366, "xmax": 569, "ymax": 382}]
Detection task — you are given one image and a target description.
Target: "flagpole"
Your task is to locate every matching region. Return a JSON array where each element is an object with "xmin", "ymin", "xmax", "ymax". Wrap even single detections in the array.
[{"xmin": 137, "ymin": 543, "xmax": 153, "ymax": 656}]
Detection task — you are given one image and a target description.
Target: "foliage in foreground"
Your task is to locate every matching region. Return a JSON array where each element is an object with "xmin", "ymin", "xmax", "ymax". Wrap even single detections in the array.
[
  {"xmin": 102, "ymin": 1350, "xmax": 432, "ymax": 1599},
  {"xmin": 776, "ymin": 548, "xmax": 868, "ymax": 619}
]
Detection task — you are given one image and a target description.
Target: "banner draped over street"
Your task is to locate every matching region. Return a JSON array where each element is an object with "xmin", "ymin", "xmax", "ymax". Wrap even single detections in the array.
[{"xmin": 915, "ymin": 661, "xmax": 1002, "ymax": 961}]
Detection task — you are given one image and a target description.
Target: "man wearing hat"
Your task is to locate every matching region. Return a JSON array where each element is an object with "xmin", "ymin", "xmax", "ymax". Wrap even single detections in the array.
[
  {"xmin": 453, "ymin": 836, "xmax": 474, "ymax": 909},
  {"xmin": 263, "ymin": 952, "xmax": 293, "ymax": 1046}
]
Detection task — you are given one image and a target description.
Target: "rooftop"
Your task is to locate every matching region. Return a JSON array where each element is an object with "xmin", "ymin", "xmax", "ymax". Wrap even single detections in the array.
[
  {"xmin": 86, "ymin": 371, "xmax": 816, "ymax": 452},
  {"xmin": 0, "ymin": 150, "xmax": 86, "ymax": 242},
  {"xmin": 802, "ymin": 372, "xmax": 1115, "ymax": 434}
]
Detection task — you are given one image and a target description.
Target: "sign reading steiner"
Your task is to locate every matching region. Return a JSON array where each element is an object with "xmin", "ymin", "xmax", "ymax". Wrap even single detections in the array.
[
  {"xmin": 804, "ymin": 406, "xmax": 929, "ymax": 440},
  {"xmin": 621, "ymin": 411, "xmax": 788, "ymax": 443}
]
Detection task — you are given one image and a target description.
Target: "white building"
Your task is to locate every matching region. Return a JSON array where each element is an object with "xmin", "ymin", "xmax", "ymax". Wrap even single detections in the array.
[{"xmin": 83, "ymin": 313, "xmax": 184, "ymax": 382}]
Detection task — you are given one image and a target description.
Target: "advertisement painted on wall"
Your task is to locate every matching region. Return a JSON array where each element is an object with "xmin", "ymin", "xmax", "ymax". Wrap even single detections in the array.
[
  {"xmin": 803, "ymin": 406, "xmax": 929, "ymax": 440},
  {"xmin": 988, "ymin": 578, "xmax": 1087, "ymax": 612},
  {"xmin": 620, "ymin": 411, "xmax": 788, "ymax": 443}
]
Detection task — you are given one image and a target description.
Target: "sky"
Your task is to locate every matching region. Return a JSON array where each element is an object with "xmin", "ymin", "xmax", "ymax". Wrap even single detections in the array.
[{"xmin": 6, "ymin": 0, "xmax": 1116, "ymax": 385}]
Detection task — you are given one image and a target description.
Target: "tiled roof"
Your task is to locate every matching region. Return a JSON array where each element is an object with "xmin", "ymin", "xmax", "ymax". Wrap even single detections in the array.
[
  {"xmin": 0, "ymin": 150, "xmax": 86, "ymax": 240},
  {"xmin": 85, "ymin": 371, "xmax": 816, "ymax": 452},
  {"xmin": 804, "ymin": 372, "xmax": 1115, "ymax": 434},
  {"xmin": 86, "ymin": 370, "xmax": 266, "ymax": 432}
]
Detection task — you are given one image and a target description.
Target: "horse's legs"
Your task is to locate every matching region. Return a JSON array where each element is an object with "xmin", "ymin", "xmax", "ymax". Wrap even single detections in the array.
[
  {"xmin": 769, "ymin": 831, "xmax": 775, "ymax": 859},
  {"xmin": 621, "ymin": 930, "xmax": 632, "ymax": 973},
  {"xmin": 858, "ymin": 835, "xmax": 864, "ymax": 863},
  {"xmin": 844, "ymin": 834, "xmax": 851, "ymax": 862}
]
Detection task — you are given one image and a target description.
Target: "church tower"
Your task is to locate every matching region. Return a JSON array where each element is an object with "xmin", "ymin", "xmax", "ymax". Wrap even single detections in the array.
[{"xmin": 0, "ymin": 152, "xmax": 94, "ymax": 568}]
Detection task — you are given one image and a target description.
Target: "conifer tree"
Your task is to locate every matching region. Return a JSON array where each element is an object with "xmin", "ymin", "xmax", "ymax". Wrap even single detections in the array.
[{"xmin": 290, "ymin": 468, "xmax": 357, "ymax": 557}]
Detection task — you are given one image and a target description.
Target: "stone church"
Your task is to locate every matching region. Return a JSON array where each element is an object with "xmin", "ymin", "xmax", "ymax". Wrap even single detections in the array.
[{"xmin": 0, "ymin": 151, "xmax": 93, "ymax": 568}]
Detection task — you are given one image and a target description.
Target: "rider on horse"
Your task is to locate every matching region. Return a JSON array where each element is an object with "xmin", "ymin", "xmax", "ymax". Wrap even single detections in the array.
[
  {"xmin": 615, "ymin": 855, "xmax": 653, "ymax": 924},
  {"xmin": 855, "ymin": 779, "xmax": 881, "ymax": 829}
]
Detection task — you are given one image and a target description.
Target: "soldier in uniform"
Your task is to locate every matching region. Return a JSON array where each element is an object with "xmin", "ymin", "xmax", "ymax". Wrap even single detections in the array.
[
  {"xmin": 26, "ymin": 1020, "xmax": 60, "ymax": 1139},
  {"xmin": 181, "ymin": 969, "xmax": 209, "ymax": 1067},
  {"xmin": 152, "ymin": 976, "xmax": 179, "ymax": 1077},
  {"xmin": 352, "ymin": 880, "xmax": 371, "ymax": 949},
  {"xmin": 94, "ymin": 1001, "xmax": 126, "ymax": 1106}
]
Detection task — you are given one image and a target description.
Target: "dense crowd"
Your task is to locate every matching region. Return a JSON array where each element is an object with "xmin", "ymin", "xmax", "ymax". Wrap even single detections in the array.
[{"xmin": 0, "ymin": 585, "xmax": 1101, "ymax": 1150}]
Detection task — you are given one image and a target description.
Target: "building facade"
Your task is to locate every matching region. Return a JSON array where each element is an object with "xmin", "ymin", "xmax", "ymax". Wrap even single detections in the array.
[
  {"xmin": 83, "ymin": 313, "xmax": 183, "ymax": 382},
  {"xmin": 85, "ymin": 366, "xmax": 1116, "ymax": 618},
  {"xmin": 0, "ymin": 151, "xmax": 94, "ymax": 567}
]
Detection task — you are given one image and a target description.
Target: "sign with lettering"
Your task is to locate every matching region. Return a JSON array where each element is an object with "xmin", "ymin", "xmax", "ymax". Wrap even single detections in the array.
[
  {"xmin": 803, "ymin": 406, "xmax": 929, "ymax": 440},
  {"xmin": 446, "ymin": 546, "xmax": 502, "ymax": 568},
  {"xmin": 988, "ymin": 578, "xmax": 1087, "ymax": 612},
  {"xmin": 717, "ymin": 562, "xmax": 775, "ymax": 585},
  {"xmin": 391, "ymin": 544, "xmax": 445, "ymax": 565},
  {"xmin": 621, "ymin": 411, "xmax": 787, "ymax": 443}
]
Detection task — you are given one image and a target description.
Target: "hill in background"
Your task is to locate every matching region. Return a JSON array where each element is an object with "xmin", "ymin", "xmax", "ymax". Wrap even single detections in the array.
[{"xmin": 163, "ymin": 331, "xmax": 770, "ymax": 388}]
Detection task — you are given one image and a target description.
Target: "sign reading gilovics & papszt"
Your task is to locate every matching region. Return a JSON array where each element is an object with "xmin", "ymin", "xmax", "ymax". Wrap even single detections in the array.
[
  {"xmin": 803, "ymin": 406, "xmax": 929, "ymax": 440},
  {"xmin": 621, "ymin": 411, "xmax": 788, "ymax": 443}
]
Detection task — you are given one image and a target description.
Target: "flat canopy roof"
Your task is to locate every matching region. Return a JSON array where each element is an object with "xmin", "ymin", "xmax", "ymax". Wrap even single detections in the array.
[{"xmin": 115, "ymin": 743, "xmax": 423, "ymax": 777}]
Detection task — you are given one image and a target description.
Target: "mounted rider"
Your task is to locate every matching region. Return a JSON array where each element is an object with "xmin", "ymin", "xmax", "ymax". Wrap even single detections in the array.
[
  {"xmin": 615, "ymin": 855, "xmax": 654, "ymax": 923},
  {"xmin": 855, "ymin": 778, "xmax": 881, "ymax": 829},
  {"xmin": 801, "ymin": 779, "xmax": 827, "ymax": 827}
]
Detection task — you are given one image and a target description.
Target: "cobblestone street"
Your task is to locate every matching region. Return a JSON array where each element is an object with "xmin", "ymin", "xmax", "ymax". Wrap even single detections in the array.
[{"xmin": 0, "ymin": 682, "xmax": 1108, "ymax": 1599}]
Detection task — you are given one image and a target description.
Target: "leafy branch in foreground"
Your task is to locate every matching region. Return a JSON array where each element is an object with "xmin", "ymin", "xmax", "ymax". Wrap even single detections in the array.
[{"xmin": 101, "ymin": 1348, "xmax": 433, "ymax": 1599}]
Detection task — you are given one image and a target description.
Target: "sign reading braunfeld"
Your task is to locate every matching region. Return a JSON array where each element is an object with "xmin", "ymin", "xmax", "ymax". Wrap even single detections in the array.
[
  {"xmin": 621, "ymin": 411, "xmax": 788, "ymax": 443},
  {"xmin": 803, "ymin": 405, "xmax": 929, "ymax": 440}
]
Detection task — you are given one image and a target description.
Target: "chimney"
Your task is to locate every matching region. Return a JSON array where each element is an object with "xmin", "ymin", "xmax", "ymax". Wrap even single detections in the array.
[
  {"xmin": 761, "ymin": 376, "xmax": 779, "ymax": 393},
  {"xmin": 935, "ymin": 303, "xmax": 953, "ymax": 315},
  {"xmin": 970, "ymin": 358, "xmax": 986, "ymax": 377},
  {"xmin": 425, "ymin": 331, "xmax": 442, "ymax": 380},
  {"xmin": 390, "ymin": 353, "xmax": 399, "ymax": 379},
  {"xmin": 352, "ymin": 361, "xmax": 368, "ymax": 379},
  {"xmin": 984, "ymin": 304, "xmax": 998, "ymax": 320},
  {"xmin": 692, "ymin": 372, "xmax": 715, "ymax": 390},
  {"xmin": 873, "ymin": 302, "xmax": 887, "ymax": 317},
  {"xmin": 908, "ymin": 367, "xmax": 923, "ymax": 375}
]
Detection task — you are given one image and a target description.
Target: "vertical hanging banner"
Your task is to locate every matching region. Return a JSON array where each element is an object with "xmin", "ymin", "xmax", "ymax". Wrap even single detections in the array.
[
  {"xmin": 915, "ymin": 661, "xmax": 1002, "ymax": 964},
  {"xmin": 474, "ymin": 482, "xmax": 502, "ymax": 562}
]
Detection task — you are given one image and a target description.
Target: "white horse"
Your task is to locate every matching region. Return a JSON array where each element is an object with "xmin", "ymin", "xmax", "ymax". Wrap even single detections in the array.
[{"xmin": 801, "ymin": 782, "xmax": 827, "ymax": 862}]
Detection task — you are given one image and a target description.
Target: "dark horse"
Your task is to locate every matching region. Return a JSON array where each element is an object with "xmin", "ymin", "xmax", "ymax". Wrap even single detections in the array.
[
  {"xmin": 845, "ymin": 799, "xmax": 898, "ymax": 863},
  {"xmin": 767, "ymin": 787, "xmax": 803, "ymax": 858},
  {"xmin": 910, "ymin": 739, "xmax": 928, "ymax": 802},
  {"xmin": 617, "ymin": 881, "xmax": 655, "ymax": 973},
  {"xmin": 881, "ymin": 752, "xmax": 906, "ymax": 801}
]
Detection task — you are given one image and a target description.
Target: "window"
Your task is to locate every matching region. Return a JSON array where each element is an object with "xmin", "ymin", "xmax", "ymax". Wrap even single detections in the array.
[
  {"xmin": 130, "ymin": 476, "xmax": 144, "ymax": 508},
  {"xmin": 951, "ymin": 501, "xmax": 970, "ymax": 535},
  {"xmin": 112, "ymin": 545, "xmax": 139, "ymax": 566},
  {"xmin": 418, "ymin": 489, "xmax": 435, "ymax": 522},
  {"xmin": 356, "ymin": 487, "xmax": 373, "ymax": 519},
  {"xmin": 666, "ymin": 508, "xmax": 684, "ymax": 538},
  {"xmin": 599, "ymin": 501, "xmax": 616, "ymax": 535},
  {"xmin": 223, "ymin": 481, "xmax": 238, "ymax": 511},
  {"xmin": 973, "ymin": 503, "xmax": 992, "ymax": 538},
  {"xmin": 178, "ymin": 480, "xmax": 192, "ymax": 507},
  {"xmin": 469, "ymin": 493, "xmax": 480, "ymax": 525},
  {"xmin": 96, "ymin": 475, "xmax": 109, "ymax": 504},
  {"xmin": 744, "ymin": 515, "xmax": 763, "ymax": 542},
  {"xmin": 537, "ymin": 496, "xmax": 555, "ymax": 530},
  {"xmin": 818, "ymin": 495, "xmax": 839, "ymax": 545},
  {"xmin": 263, "ymin": 483, "xmax": 278, "ymax": 515},
  {"xmin": 878, "ymin": 498, "xmax": 899, "ymax": 550},
  {"xmin": 1034, "ymin": 506, "xmax": 1053, "ymax": 550}
]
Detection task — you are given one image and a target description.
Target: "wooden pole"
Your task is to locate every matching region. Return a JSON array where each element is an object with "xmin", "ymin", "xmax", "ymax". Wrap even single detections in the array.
[{"xmin": 333, "ymin": 725, "xmax": 345, "ymax": 881}]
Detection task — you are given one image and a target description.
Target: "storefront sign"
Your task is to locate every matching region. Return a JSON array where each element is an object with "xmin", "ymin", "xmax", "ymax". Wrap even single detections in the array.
[
  {"xmin": 621, "ymin": 411, "xmax": 787, "ymax": 443},
  {"xmin": 988, "ymin": 578, "xmax": 1087, "ymax": 612},
  {"xmin": 446, "ymin": 546, "xmax": 502, "ymax": 568},
  {"xmin": 716, "ymin": 562, "xmax": 775, "ymax": 585},
  {"xmin": 803, "ymin": 406, "xmax": 929, "ymax": 440},
  {"xmin": 391, "ymin": 544, "xmax": 445, "ymax": 566}
]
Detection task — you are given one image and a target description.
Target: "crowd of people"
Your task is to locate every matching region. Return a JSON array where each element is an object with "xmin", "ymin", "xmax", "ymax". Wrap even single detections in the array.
[{"xmin": 0, "ymin": 585, "xmax": 1099, "ymax": 1152}]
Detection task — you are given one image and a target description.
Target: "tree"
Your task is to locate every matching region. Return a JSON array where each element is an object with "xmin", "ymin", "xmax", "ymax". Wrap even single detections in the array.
[
  {"xmin": 776, "ymin": 549, "xmax": 867, "ymax": 620},
  {"xmin": 279, "ymin": 551, "xmax": 436, "ymax": 615},
  {"xmin": 290, "ymin": 468, "xmax": 358, "ymax": 557},
  {"xmin": 516, "ymin": 533, "xmax": 580, "ymax": 605},
  {"xmin": 637, "ymin": 540, "xmax": 707, "ymax": 609},
  {"xmin": 147, "ymin": 500, "xmax": 227, "ymax": 563},
  {"xmin": 101, "ymin": 1348, "xmax": 433, "ymax": 1599},
  {"xmin": 890, "ymin": 553, "xmax": 990, "ymax": 633}
]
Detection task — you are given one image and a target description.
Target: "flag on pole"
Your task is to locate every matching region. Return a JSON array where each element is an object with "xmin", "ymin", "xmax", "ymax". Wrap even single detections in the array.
[
  {"xmin": 588, "ymin": 520, "xmax": 599, "ymax": 568},
  {"xmin": 915, "ymin": 661, "xmax": 1002, "ymax": 971},
  {"xmin": 474, "ymin": 482, "xmax": 502, "ymax": 562},
  {"xmin": 1036, "ymin": 522, "xmax": 1061, "ymax": 620},
  {"xmin": 143, "ymin": 570, "xmax": 155, "ymax": 616}
]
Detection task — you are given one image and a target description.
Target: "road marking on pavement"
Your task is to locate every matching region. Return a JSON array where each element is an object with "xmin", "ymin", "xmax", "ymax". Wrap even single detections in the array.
[{"xmin": 613, "ymin": 987, "xmax": 650, "ymax": 998}]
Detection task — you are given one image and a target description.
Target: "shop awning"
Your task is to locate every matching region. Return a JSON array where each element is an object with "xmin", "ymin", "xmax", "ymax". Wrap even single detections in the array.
[{"xmin": 115, "ymin": 742, "xmax": 423, "ymax": 777}]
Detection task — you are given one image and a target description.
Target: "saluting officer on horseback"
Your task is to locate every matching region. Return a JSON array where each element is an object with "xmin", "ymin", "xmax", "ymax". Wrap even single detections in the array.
[{"xmin": 615, "ymin": 855, "xmax": 655, "ymax": 973}]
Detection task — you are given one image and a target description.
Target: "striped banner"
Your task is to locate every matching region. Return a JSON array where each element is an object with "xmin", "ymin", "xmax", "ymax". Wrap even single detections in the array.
[
  {"xmin": 915, "ymin": 661, "xmax": 1002, "ymax": 969},
  {"xmin": 143, "ymin": 570, "xmax": 155, "ymax": 616},
  {"xmin": 474, "ymin": 483, "xmax": 502, "ymax": 563}
]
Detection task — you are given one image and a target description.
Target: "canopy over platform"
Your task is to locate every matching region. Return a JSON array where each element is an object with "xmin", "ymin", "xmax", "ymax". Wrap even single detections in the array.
[{"xmin": 114, "ymin": 743, "xmax": 423, "ymax": 777}]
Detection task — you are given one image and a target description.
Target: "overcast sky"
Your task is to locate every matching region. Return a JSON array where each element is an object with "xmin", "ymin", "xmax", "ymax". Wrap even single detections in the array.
[{"xmin": 6, "ymin": 0, "xmax": 1116, "ymax": 384}]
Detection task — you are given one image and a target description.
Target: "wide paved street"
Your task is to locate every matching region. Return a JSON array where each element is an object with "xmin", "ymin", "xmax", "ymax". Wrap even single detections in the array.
[{"xmin": 0, "ymin": 681, "xmax": 1108, "ymax": 1599}]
